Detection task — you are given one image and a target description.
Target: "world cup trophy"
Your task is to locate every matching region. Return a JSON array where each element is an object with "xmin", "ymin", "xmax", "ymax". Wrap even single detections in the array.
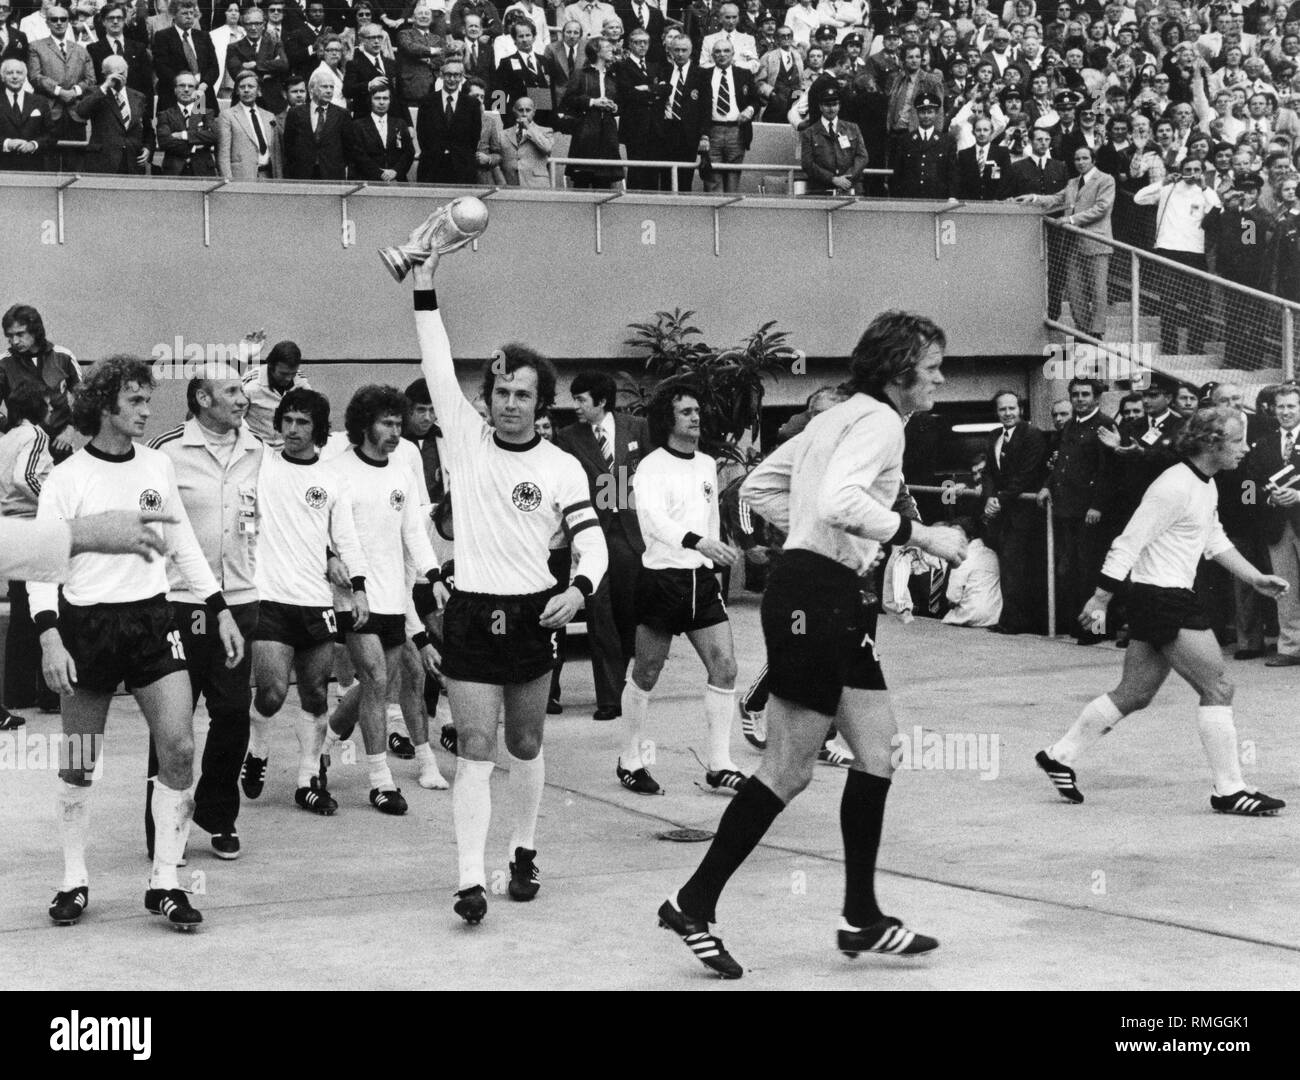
[{"xmin": 379, "ymin": 196, "xmax": 491, "ymax": 282}]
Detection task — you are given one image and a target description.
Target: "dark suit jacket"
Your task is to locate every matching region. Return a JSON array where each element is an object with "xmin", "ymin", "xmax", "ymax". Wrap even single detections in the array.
[
  {"xmin": 1251, "ymin": 426, "xmax": 1300, "ymax": 545},
  {"xmin": 87, "ymin": 36, "xmax": 153, "ymax": 102},
  {"xmin": 345, "ymin": 110, "xmax": 413, "ymax": 179},
  {"xmin": 1057, "ymin": 126, "xmax": 1102, "ymax": 175},
  {"xmin": 285, "ymin": 21, "xmax": 329, "ymax": 81},
  {"xmin": 615, "ymin": 2, "xmax": 666, "ymax": 63},
  {"xmin": 495, "ymin": 48, "xmax": 563, "ymax": 124},
  {"xmin": 0, "ymin": 90, "xmax": 54, "ymax": 171},
  {"xmin": 1048, "ymin": 409, "xmax": 1116, "ymax": 520},
  {"xmin": 414, "ymin": 88, "xmax": 481, "ymax": 183},
  {"xmin": 343, "ymin": 50, "xmax": 401, "ymax": 117},
  {"xmin": 155, "ymin": 102, "xmax": 218, "ymax": 175},
  {"xmin": 612, "ymin": 55, "xmax": 666, "ymax": 150},
  {"xmin": 73, "ymin": 84, "xmax": 152, "ymax": 173},
  {"xmin": 799, "ymin": 118, "xmax": 869, "ymax": 191},
  {"xmin": 1005, "ymin": 154, "xmax": 1070, "ymax": 197},
  {"xmin": 458, "ymin": 36, "xmax": 496, "ymax": 88},
  {"xmin": 0, "ymin": 24, "xmax": 29, "ymax": 65},
  {"xmin": 1101, "ymin": 411, "xmax": 1184, "ymax": 522},
  {"xmin": 226, "ymin": 35, "xmax": 292, "ymax": 115},
  {"xmin": 396, "ymin": 27, "xmax": 446, "ymax": 106},
  {"xmin": 283, "ymin": 100, "xmax": 352, "ymax": 179},
  {"xmin": 983, "ymin": 421, "xmax": 1049, "ymax": 505},
  {"xmin": 891, "ymin": 128, "xmax": 955, "ymax": 199},
  {"xmin": 690, "ymin": 63, "xmax": 758, "ymax": 150},
  {"xmin": 554, "ymin": 413, "xmax": 649, "ymax": 552},
  {"xmin": 153, "ymin": 25, "xmax": 220, "ymax": 112},
  {"xmin": 545, "ymin": 40, "xmax": 583, "ymax": 86},
  {"xmin": 951, "ymin": 143, "xmax": 1012, "ymax": 200}
]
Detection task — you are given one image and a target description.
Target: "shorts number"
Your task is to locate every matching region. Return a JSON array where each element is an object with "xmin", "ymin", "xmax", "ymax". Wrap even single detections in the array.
[
  {"xmin": 167, "ymin": 629, "xmax": 186, "ymax": 661},
  {"xmin": 322, "ymin": 609, "xmax": 338, "ymax": 634}
]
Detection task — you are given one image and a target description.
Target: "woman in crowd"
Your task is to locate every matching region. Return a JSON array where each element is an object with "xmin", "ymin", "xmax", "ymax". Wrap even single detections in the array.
[
  {"xmin": 562, "ymin": 37, "xmax": 622, "ymax": 190},
  {"xmin": 210, "ymin": 1, "xmax": 246, "ymax": 111}
]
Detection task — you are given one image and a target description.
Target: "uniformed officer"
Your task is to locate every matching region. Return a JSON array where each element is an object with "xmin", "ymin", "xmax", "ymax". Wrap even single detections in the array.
[
  {"xmin": 890, "ymin": 92, "xmax": 954, "ymax": 198},
  {"xmin": 799, "ymin": 86, "xmax": 868, "ymax": 194}
]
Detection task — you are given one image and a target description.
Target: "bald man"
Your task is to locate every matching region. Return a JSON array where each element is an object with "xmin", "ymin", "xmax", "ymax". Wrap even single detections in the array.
[
  {"xmin": 72, "ymin": 52, "xmax": 153, "ymax": 173},
  {"xmin": 0, "ymin": 58, "xmax": 53, "ymax": 171}
]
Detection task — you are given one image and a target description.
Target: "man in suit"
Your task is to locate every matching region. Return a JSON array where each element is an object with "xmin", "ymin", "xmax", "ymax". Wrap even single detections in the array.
[
  {"xmin": 890, "ymin": 92, "xmax": 954, "ymax": 198},
  {"xmin": 414, "ymin": 55, "xmax": 480, "ymax": 183},
  {"xmin": 545, "ymin": 19, "xmax": 584, "ymax": 86},
  {"xmin": 885, "ymin": 43, "xmax": 944, "ymax": 155},
  {"xmin": 458, "ymin": 13, "xmax": 496, "ymax": 89},
  {"xmin": 86, "ymin": 3, "xmax": 151, "ymax": 101},
  {"xmin": 0, "ymin": 7, "xmax": 30, "ymax": 65},
  {"xmin": 651, "ymin": 32, "xmax": 703, "ymax": 193},
  {"xmin": 499, "ymin": 94, "xmax": 552, "ymax": 186},
  {"xmin": 494, "ymin": 19, "xmax": 559, "ymax": 125},
  {"xmin": 755, "ymin": 25, "xmax": 801, "ymax": 123},
  {"xmin": 1007, "ymin": 126, "xmax": 1070, "ymax": 318},
  {"xmin": 72, "ymin": 52, "xmax": 150, "ymax": 173},
  {"xmin": 799, "ymin": 87, "xmax": 867, "ymax": 195},
  {"xmin": 554, "ymin": 370, "xmax": 649, "ymax": 720},
  {"xmin": 285, "ymin": 0, "xmax": 328, "ymax": 81},
  {"xmin": 696, "ymin": 36, "xmax": 755, "ymax": 193},
  {"xmin": 0, "ymin": 56, "xmax": 53, "ymax": 169},
  {"xmin": 26, "ymin": 4, "xmax": 94, "ymax": 142},
  {"xmin": 153, "ymin": 0, "xmax": 220, "ymax": 113},
  {"xmin": 563, "ymin": 0, "xmax": 614, "ymax": 42},
  {"xmin": 1252, "ymin": 384, "xmax": 1300, "ymax": 666},
  {"xmin": 345, "ymin": 81, "xmax": 411, "ymax": 179},
  {"xmin": 614, "ymin": 25, "xmax": 665, "ymax": 191},
  {"xmin": 226, "ymin": 6, "xmax": 291, "ymax": 116},
  {"xmin": 699, "ymin": 4, "xmax": 757, "ymax": 72},
  {"xmin": 396, "ymin": 5, "xmax": 445, "ymax": 109},
  {"xmin": 284, "ymin": 67, "xmax": 352, "ymax": 178},
  {"xmin": 156, "ymin": 70, "xmax": 218, "ymax": 175},
  {"xmin": 951, "ymin": 115, "xmax": 1011, "ymax": 200},
  {"xmin": 343, "ymin": 17, "xmax": 399, "ymax": 118},
  {"xmin": 983, "ymin": 391, "xmax": 1049, "ymax": 635},
  {"xmin": 218, "ymin": 67, "xmax": 283, "ymax": 178},
  {"xmin": 616, "ymin": 0, "xmax": 664, "ymax": 64}
]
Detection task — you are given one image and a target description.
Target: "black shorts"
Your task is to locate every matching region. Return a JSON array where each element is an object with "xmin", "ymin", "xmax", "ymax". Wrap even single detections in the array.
[
  {"xmin": 337, "ymin": 610, "xmax": 407, "ymax": 650},
  {"xmin": 254, "ymin": 600, "xmax": 338, "ymax": 651},
  {"xmin": 1126, "ymin": 584, "xmax": 1210, "ymax": 648},
  {"xmin": 440, "ymin": 590, "xmax": 555, "ymax": 685},
  {"xmin": 60, "ymin": 594, "xmax": 189, "ymax": 694},
  {"xmin": 635, "ymin": 566, "xmax": 729, "ymax": 636},
  {"xmin": 761, "ymin": 549, "xmax": 886, "ymax": 717}
]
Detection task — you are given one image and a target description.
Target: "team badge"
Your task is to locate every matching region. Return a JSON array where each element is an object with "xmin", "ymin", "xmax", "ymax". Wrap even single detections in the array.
[
  {"xmin": 390, "ymin": 490, "xmax": 405, "ymax": 510},
  {"xmin": 139, "ymin": 489, "xmax": 163, "ymax": 513},
  {"xmin": 702, "ymin": 481, "xmax": 714, "ymax": 499},
  {"xmin": 305, "ymin": 486, "xmax": 328, "ymax": 509},
  {"xmin": 512, "ymin": 481, "xmax": 542, "ymax": 512}
]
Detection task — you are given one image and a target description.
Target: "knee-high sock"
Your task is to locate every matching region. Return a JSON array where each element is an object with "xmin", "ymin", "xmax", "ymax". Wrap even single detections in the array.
[
  {"xmin": 841, "ymin": 769, "xmax": 890, "ymax": 928},
  {"xmin": 58, "ymin": 781, "xmax": 91, "ymax": 891},
  {"xmin": 453, "ymin": 758, "xmax": 494, "ymax": 890},
  {"xmin": 295, "ymin": 710, "xmax": 327, "ymax": 788},
  {"xmin": 677, "ymin": 778, "xmax": 785, "ymax": 922},
  {"xmin": 386, "ymin": 701, "xmax": 409, "ymax": 738},
  {"xmin": 705, "ymin": 685, "xmax": 737, "ymax": 772},
  {"xmin": 248, "ymin": 705, "xmax": 274, "ymax": 759},
  {"xmin": 1049, "ymin": 694, "xmax": 1123, "ymax": 766},
  {"xmin": 150, "ymin": 782, "xmax": 194, "ymax": 891},
  {"xmin": 367, "ymin": 751, "xmax": 395, "ymax": 792},
  {"xmin": 1197, "ymin": 705, "xmax": 1245, "ymax": 795},
  {"xmin": 619, "ymin": 681, "xmax": 652, "ymax": 771},
  {"xmin": 506, "ymin": 749, "xmax": 544, "ymax": 854}
]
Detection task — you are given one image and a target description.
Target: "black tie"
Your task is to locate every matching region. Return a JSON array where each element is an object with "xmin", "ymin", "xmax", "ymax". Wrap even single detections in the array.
[
  {"xmin": 569, "ymin": 46, "xmax": 576, "ymax": 72},
  {"xmin": 251, "ymin": 107, "xmax": 267, "ymax": 153},
  {"xmin": 716, "ymin": 69, "xmax": 730, "ymax": 116},
  {"xmin": 315, "ymin": 105, "xmax": 326, "ymax": 138},
  {"xmin": 445, "ymin": 95, "xmax": 454, "ymax": 124},
  {"xmin": 114, "ymin": 38, "xmax": 123, "ymax": 56}
]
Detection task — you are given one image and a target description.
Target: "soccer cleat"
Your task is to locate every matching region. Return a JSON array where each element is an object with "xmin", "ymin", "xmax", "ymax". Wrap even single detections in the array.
[
  {"xmin": 0, "ymin": 708, "xmax": 26, "ymax": 731},
  {"xmin": 547, "ymin": 698, "xmax": 563, "ymax": 715},
  {"xmin": 240, "ymin": 753, "xmax": 268, "ymax": 800},
  {"xmin": 740, "ymin": 706, "xmax": 766, "ymax": 750},
  {"xmin": 1211, "ymin": 790, "xmax": 1285, "ymax": 816},
  {"xmin": 705, "ymin": 768, "xmax": 747, "ymax": 792},
  {"xmin": 439, "ymin": 725, "xmax": 458, "ymax": 755},
  {"xmin": 48, "ymin": 886, "xmax": 88, "ymax": 926},
  {"xmin": 617, "ymin": 761, "xmax": 661, "ymax": 795},
  {"xmin": 657, "ymin": 898, "xmax": 743, "ymax": 979},
  {"xmin": 454, "ymin": 885, "xmax": 487, "ymax": 924},
  {"xmin": 818, "ymin": 743, "xmax": 854, "ymax": 768},
  {"xmin": 387, "ymin": 732, "xmax": 415, "ymax": 759},
  {"xmin": 1035, "ymin": 750, "xmax": 1084, "ymax": 804},
  {"xmin": 508, "ymin": 847, "xmax": 540, "ymax": 902},
  {"xmin": 838, "ymin": 916, "xmax": 938, "ymax": 957},
  {"xmin": 295, "ymin": 776, "xmax": 338, "ymax": 816},
  {"xmin": 210, "ymin": 832, "xmax": 241, "ymax": 860},
  {"xmin": 369, "ymin": 787, "xmax": 408, "ymax": 815},
  {"xmin": 145, "ymin": 888, "xmax": 203, "ymax": 930}
]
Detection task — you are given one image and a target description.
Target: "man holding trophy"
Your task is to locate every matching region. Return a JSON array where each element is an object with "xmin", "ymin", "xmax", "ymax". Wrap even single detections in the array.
[{"xmin": 388, "ymin": 199, "xmax": 609, "ymax": 925}]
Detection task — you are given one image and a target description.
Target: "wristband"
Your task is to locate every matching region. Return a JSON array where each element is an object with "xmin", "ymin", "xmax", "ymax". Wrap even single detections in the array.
[
  {"xmin": 682, "ymin": 532, "xmax": 701, "ymax": 549},
  {"xmin": 204, "ymin": 592, "xmax": 229, "ymax": 615},
  {"xmin": 572, "ymin": 575, "xmax": 594, "ymax": 598},
  {"xmin": 412, "ymin": 630, "xmax": 430, "ymax": 650},
  {"xmin": 425, "ymin": 566, "xmax": 441, "ymax": 585},
  {"xmin": 414, "ymin": 289, "xmax": 439, "ymax": 311},
  {"xmin": 888, "ymin": 516, "xmax": 913, "ymax": 546},
  {"xmin": 34, "ymin": 610, "xmax": 59, "ymax": 635},
  {"xmin": 350, "ymin": 576, "xmax": 366, "ymax": 592}
]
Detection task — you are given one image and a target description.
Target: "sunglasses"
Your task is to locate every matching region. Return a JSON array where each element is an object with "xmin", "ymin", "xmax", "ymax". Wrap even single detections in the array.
[{"xmin": 48, "ymin": 16, "xmax": 70, "ymax": 22}]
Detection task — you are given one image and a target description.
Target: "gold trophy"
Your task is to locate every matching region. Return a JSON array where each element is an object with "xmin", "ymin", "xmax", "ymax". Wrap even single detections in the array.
[{"xmin": 379, "ymin": 196, "xmax": 491, "ymax": 282}]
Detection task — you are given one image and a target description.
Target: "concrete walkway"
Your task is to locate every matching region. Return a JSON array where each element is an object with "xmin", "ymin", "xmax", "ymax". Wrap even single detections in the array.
[{"xmin": 2, "ymin": 598, "xmax": 1298, "ymax": 990}]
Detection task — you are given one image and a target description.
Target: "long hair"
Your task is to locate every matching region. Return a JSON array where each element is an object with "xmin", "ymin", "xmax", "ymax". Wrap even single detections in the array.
[
  {"xmin": 480, "ymin": 343, "xmax": 557, "ymax": 415},
  {"xmin": 6, "ymin": 382, "xmax": 50, "ymax": 427},
  {"xmin": 646, "ymin": 376, "xmax": 700, "ymax": 449},
  {"xmin": 275, "ymin": 386, "xmax": 331, "ymax": 447},
  {"xmin": 843, "ymin": 311, "xmax": 947, "ymax": 400},
  {"xmin": 345, "ymin": 384, "xmax": 408, "ymax": 445},
  {"xmin": 1174, "ymin": 405, "xmax": 1244, "ymax": 457},
  {"xmin": 570, "ymin": 369, "xmax": 617, "ymax": 412},
  {"xmin": 71, "ymin": 355, "xmax": 155, "ymax": 437},
  {"xmin": 1, "ymin": 304, "xmax": 48, "ymax": 352}
]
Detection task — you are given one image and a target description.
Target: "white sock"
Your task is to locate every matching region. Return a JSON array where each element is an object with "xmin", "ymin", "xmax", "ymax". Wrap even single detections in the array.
[
  {"xmin": 367, "ymin": 751, "xmax": 395, "ymax": 791},
  {"xmin": 248, "ymin": 705, "xmax": 274, "ymax": 759},
  {"xmin": 386, "ymin": 702, "xmax": 409, "ymax": 737},
  {"xmin": 453, "ymin": 758, "xmax": 495, "ymax": 890},
  {"xmin": 415, "ymin": 742, "xmax": 449, "ymax": 789},
  {"xmin": 1197, "ymin": 705, "xmax": 1245, "ymax": 795},
  {"xmin": 295, "ymin": 709, "xmax": 327, "ymax": 788},
  {"xmin": 1049, "ymin": 694, "xmax": 1123, "ymax": 767},
  {"xmin": 705, "ymin": 684, "xmax": 738, "ymax": 772},
  {"xmin": 506, "ymin": 749, "xmax": 544, "ymax": 854},
  {"xmin": 149, "ymin": 782, "xmax": 194, "ymax": 891},
  {"xmin": 58, "ymin": 781, "xmax": 91, "ymax": 891},
  {"xmin": 619, "ymin": 681, "xmax": 651, "ymax": 771}
]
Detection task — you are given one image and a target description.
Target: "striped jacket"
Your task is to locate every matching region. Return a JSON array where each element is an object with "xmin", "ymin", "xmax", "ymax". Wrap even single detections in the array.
[{"xmin": 0, "ymin": 420, "xmax": 53, "ymax": 519}]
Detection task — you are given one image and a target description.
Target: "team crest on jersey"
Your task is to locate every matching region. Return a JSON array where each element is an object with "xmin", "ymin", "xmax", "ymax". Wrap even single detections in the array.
[
  {"xmin": 512, "ymin": 481, "xmax": 542, "ymax": 512},
  {"xmin": 390, "ymin": 490, "xmax": 405, "ymax": 511},
  {"xmin": 305, "ymin": 486, "xmax": 328, "ymax": 509},
  {"xmin": 702, "ymin": 481, "xmax": 714, "ymax": 499},
  {"xmin": 139, "ymin": 489, "xmax": 163, "ymax": 513}
]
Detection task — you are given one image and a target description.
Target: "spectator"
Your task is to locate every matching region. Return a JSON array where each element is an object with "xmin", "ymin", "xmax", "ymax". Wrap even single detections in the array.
[
  {"xmin": 226, "ymin": 6, "xmax": 291, "ymax": 117},
  {"xmin": 505, "ymin": 1, "xmax": 552, "ymax": 55},
  {"xmin": 799, "ymin": 85, "xmax": 867, "ymax": 193},
  {"xmin": 218, "ymin": 67, "xmax": 284, "ymax": 178},
  {"xmin": 0, "ymin": 56, "xmax": 53, "ymax": 171},
  {"xmin": 87, "ymin": 3, "xmax": 152, "ymax": 105},
  {"xmin": 156, "ymin": 71, "xmax": 218, "ymax": 176},
  {"xmin": 344, "ymin": 17, "xmax": 400, "ymax": 116},
  {"xmin": 465, "ymin": 73, "xmax": 505, "ymax": 182},
  {"xmin": 0, "ymin": 382, "xmax": 58, "ymax": 726},
  {"xmin": 757, "ymin": 24, "xmax": 802, "ymax": 122},
  {"xmin": 1, "ymin": 3, "xmax": 31, "ymax": 62},
  {"xmin": 614, "ymin": 26, "xmax": 664, "ymax": 191},
  {"xmin": 1173, "ymin": 382, "xmax": 1202, "ymax": 419},
  {"xmin": 1007, "ymin": 124, "xmax": 1070, "ymax": 195},
  {"xmin": 312, "ymin": 33, "xmax": 348, "ymax": 106},
  {"xmin": 208, "ymin": 1, "xmax": 245, "ymax": 108},
  {"xmin": 26, "ymin": 3, "xmax": 95, "ymax": 159},
  {"xmin": 345, "ymin": 81, "xmax": 413, "ymax": 179},
  {"xmin": 886, "ymin": 41, "xmax": 945, "ymax": 145},
  {"xmin": 562, "ymin": 35, "xmax": 623, "ymax": 189},
  {"xmin": 891, "ymin": 91, "xmax": 955, "ymax": 197},
  {"xmin": 942, "ymin": 520, "xmax": 1003, "ymax": 627},
  {"xmin": 546, "ymin": 19, "xmax": 584, "ymax": 87},
  {"xmin": 152, "ymin": 0, "xmax": 220, "ymax": 113},
  {"xmin": 701, "ymin": 3, "xmax": 759, "ymax": 72},
  {"xmin": 983, "ymin": 390, "xmax": 1049, "ymax": 635},
  {"xmin": 1253, "ymin": 382, "xmax": 1300, "ymax": 666},
  {"xmin": 459, "ymin": 12, "xmax": 496, "ymax": 88},
  {"xmin": 495, "ymin": 16, "xmax": 560, "ymax": 125},
  {"xmin": 0, "ymin": 303, "xmax": 79, "ymax": 462},
  {"xmin": 415, "ymin": 54, "xmax": 480, "ymax": 181},
  {"xmin": 397, "ymin": 2, "xmax": 446, "ymax": 109},
  {"xmin": 72, "ymin": 52, "xmax": 151, "ymax": 173},
  {"xmin": 563, "ymin": 0, "xmax": 615, "ymax": 43},
  {"xmin": 653, "ymin": 31, "xmax": 705, "ymax": 193},
  {"xmin": 284, "ymin": 66, "xmax": 352, "ymax": 177},
  {"xmin": 344, "ymin": 4, "xmax": 395, "ymax": 63},
  {"xmin": 500, "ymin": 93, "xmax": 552, "ymax": 186},
  {"xmin": 285, "ymin": 0, "xmax": 329, "ymax": 81},
  {"xmin": 953, "ymin": 113, "xmax": 1012, "ymax": 197},
  {"xmin": 1269, "ymin": 173, "xmax": 1300, "ymax": 301}
]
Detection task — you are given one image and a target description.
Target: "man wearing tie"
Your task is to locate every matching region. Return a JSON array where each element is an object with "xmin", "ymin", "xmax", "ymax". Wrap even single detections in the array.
[
  {"xmin": 27, "ymin": 3, "xmax": 95, "ymax": 158},
  {"xmin": 545, "ymin": 19, "xmax": 584, "ymax": 85},
  {"xmin": 0, "ymin": 4, "xmax": 31, "ymax": 65},
  {"xmin": 458, "ymin": 13, "xmax": 495, "ymax": 89},
  {"xmin": 694, "ymin": 37, "xmax": 756, "ymax": 193},
  {"xmin": 226, "ymin": 6, "xmax": 291, "ymax": 116},
  {"xmin": 700, "ymin": 4, "xmax": 758, "ymax": 72},
  {"xmin": 153, "ymin": 0, "xmax": 220, "ymax": 113},
  {"xmin": 284, "ymin": 67, "xmax": 353, "ymax": 178},
  {"xmin": 345, "ymin": 82, "xmax": 412, "ymax": 179},
  {"xmin": 952, "ymin": 115, "xmax": 1012, "ymax": 200},
  {"xmin": 756, "ymin": 25, "xmax": 801, "ymax": 122},
  {"xmin": 798, "ymin": 87, "xmax": 867, "ymax": 195},
  {"xmin": 414, "ymin": 56, "xmax": 480, "ymax": 182},
  {"xmin": 1252, "ymin": 385, "xmax": 1300, "ymax": 666},
  {"xmin": 499, "ymin": 94, "xmax": 552, "ymax": 187},
  {"xmin": 344, "ymin": 17, "xmax": 400, "ymax": 117},
  {"xmin": 614, "ymin": 26, "xmax": 664, "ymax": 191},
  {"xmin": 563, "ymin": 0, "xmax": 616, "ymax": 43},
  {"xmin": 652, "ymin": 33, "xmax": 702, "ymax": 193},
  {"xmin": 72, "ymin": 53, "xmax": 151, "ymax": 173},
  {"xmin": 156, "ymin": 71, "xmax": 218, "ymax": 175},
  {"xmin": 890, "ymin": 92, "xmax": 954, "ymax": 198},
  {"xmin": 218, "ymin": 67, "xmax": 283, "ymax": 178},
  {"xmin": 87, "ymin": 3, "xmax": 152, "ymax": 103},
  {"xmin": 494, "ymin": 18, "xmax": 559, "ymax": 125},
  {"xmin": 0, "ymin": 56, "xmax": 52, "ymax": 170},
  {"xmin": 616, "ymin": 0, "xmax": 665, "ymax": 64}
]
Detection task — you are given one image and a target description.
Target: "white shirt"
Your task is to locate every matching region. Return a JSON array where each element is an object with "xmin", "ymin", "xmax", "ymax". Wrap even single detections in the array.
[
  {"xmin": 1134, "ymin": 179, "xmax": 1222, "ymax": 254},
  {"xmin": 700, "ymin": 29, "xmax": 759, "ymax": 71},
  {"xmin": 633, "ymin": 446, "xmax": 721, "ymax": 570},
  {"xmin": 943, "ymin": 538, "xmax": 1002, "ymax": 627},
  {"xmin": 244, "ymin": 103, "xmax": 271, "ymax": 166},
  {"xmin": 710, "ymin": 65, "xmax": 740, "ymax": 122},
  {"xmin": 502, "ymin": 3, "xmax": 552, "ymax": 51},
  {"xmin": 241, "ymin": 365, "xmax": 309, "ymax": 445},
  {"xmin": 373, "ymin": 112, "xmax": 388, "ymax": 143},
  {"xmin": 19, "ymin": 11, "xmax": 51, "ymax": 43}
]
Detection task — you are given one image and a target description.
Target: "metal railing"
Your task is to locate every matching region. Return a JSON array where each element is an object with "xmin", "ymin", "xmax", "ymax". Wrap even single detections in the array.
[
  {"xmin": 908, "ymin": 485, "xmax": 1057, "ymax": 636},
  {"xmin": 547, "ymin": 155, "xmax": 892, "ymax": 194}
]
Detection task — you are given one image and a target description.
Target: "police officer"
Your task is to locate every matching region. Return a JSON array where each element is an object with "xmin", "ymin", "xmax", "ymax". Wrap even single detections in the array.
[{"xmin": 890, "ymin": 92, "xmax": 954, "ymax": 198}]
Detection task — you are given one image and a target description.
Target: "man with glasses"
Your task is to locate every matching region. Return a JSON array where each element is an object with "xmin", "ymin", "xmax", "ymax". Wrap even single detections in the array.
[
  {"xmin": 226, "ymin": 6, "xmax": 291, "ymax": 115},
  {"xmin": 264, "ymin": 2, "xmax": 287, "ymax": 46},
  {"xmin": 156, "ymin": 71, "xmax": 218, "ymax": 175},
  {"xmin": 154, "ymin": 0, "xmax": 220, "ymax": 113},
  {"xmin": 415, "ymin": 56, "xmax": 479, "ymax": 183},
  {"xmin": 344, "ymin": 18, "xmax": 400, "ymax": 118},
  {"xmin": 27, "ymin": 4, "xmax": 95, "ymax": 157},
  {"xmin": 756, "ymin": 25, "xmax": 801, "ymax": 122},
  {"xmin": 87, "ymin": 3, "xmax": 152, "ymax": 102}
]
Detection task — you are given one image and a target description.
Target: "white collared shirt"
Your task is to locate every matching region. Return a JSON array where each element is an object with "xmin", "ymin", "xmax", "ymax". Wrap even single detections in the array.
[{"xmin": 711, "ymin": 65, "xmax": 739, "ymax": 121}]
